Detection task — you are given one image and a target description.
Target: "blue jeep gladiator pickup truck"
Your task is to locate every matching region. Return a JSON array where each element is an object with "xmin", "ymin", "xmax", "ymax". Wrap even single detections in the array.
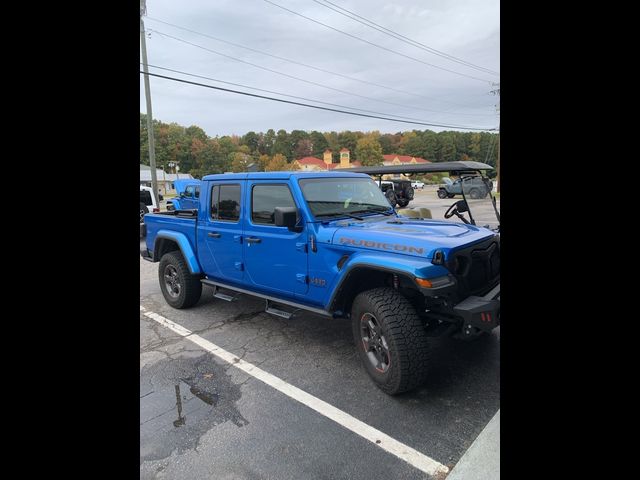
[
  {"xmin": 166, "ymin": 179, "xmax": 201, "ymax": 211},
  {"xmin": 141, "ymin": 171, "xmax": 500, "ymax": 394}
]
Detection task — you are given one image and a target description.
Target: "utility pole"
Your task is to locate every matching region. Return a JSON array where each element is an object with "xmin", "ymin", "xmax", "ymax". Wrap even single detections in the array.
[
  {"xmin": 490, "ymin": 83, "xmax": 500, "ymax": 193},
  {"xmin": 140, "ymin": 0, "xmax": 159, "ymax": 207},
  {"xmin": 497, "ymin": 123, "xmax": 500, "ymax": 194}
]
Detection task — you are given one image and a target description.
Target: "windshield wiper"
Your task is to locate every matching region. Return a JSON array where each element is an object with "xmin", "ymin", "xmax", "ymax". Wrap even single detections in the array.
[
  {"xmin": 317, "ymin": 212, "xmax": 364, "ymax": 221},
  {"xmin": 351, "ymin": 206, "xmax": 394, "ymax": 216}
]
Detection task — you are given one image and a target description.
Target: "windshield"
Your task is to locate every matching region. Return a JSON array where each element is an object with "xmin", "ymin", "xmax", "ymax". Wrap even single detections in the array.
[
  {"xmin": 460, "ymin": 175, "xmax": 500, "ymax": 230},
  {"xmin": 299, "ymin": 177, "xmax": 392, "ymax": 218}
]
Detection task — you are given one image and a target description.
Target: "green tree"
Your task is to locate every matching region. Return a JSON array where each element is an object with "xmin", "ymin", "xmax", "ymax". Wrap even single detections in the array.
[
  {"xmin": 309, "ymin": 131, "xmax": 329, "ymax": 157},
  {"xmin": 242, "ymin": 131, "xmax": 260, "ymax": 152},
  {"xmin": 468, "ymin": 132, "xmax": 481, "ymax": 160},
  {"xmin": 438, "ymin": 133, "xmax": 457, "ymax": 162},
  {"xmin": 355, "ymin": 134, "xmax": 384, "ymax": 166},
  {"xmin": 261, "ymin": 129, "xmax": 276, "ymax": 155},
  {"xmin": 338, "ymin": 131, "xmax": 358, "ymax": 159},
  {"xmin": 273, "ymin": 129, "xmax": 291, "ymax": 160}
]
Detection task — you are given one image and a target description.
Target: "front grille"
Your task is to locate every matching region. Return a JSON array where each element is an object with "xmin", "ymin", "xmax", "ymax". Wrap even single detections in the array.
[{"xmin": 447, "ymin": 237, "xmax": 500, "ymax": 298}]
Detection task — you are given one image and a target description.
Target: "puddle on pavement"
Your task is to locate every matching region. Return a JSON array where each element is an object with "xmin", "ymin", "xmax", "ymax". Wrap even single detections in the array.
[{"xmin": 140, "ymin": 354, "xmax": 248, "ymax": 464}]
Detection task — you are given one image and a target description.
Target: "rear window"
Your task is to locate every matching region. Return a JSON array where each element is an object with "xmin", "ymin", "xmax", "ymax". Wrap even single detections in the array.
[
  {"xmin": 211, "ymin": 184, "xmax": 241, "ymax": 222},
  {"xmin": 140, "ymin": 190, "xmax": 153, "ymax": 206}
]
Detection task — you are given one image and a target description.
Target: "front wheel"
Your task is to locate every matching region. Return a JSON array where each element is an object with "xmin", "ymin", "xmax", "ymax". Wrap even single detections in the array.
[
  {"xmin": 158, "ymin": 251, "xmax": 202, "ymax": 309},
  {"xmin": 351, "ymin": 287, "xmax": 430, "ymax": 395},
  {"xmin": 437, "ymin": 189, "xmax": 448, "ymax": 199}
]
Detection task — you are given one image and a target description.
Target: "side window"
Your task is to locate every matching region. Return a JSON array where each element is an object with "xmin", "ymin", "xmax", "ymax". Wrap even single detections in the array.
[
  {"xmin": 210, "ymin": 184, "xmax": 241, "ymax": 222},
  {"xmin": 185, "ymin": 186, "xmax": 194, "ymax": 197},
  {"xmin": 252, "ymin": 184, "xmax": 296, "ymax": 225},
  {"xmin": 195, "ymin": 186, "xmax": 200, "ymax": 198}
]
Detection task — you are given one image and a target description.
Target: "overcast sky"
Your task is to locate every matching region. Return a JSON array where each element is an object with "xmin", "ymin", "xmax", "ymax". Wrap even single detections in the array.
[{"xmin": 140, "ymin": 0, "xmax": 499, "ymax": 137}]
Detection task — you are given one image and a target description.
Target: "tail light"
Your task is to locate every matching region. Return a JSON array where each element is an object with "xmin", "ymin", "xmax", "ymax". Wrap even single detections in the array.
[{"xmin": 153, "ymin": 208, "xmax": 160, "ymax": 213}]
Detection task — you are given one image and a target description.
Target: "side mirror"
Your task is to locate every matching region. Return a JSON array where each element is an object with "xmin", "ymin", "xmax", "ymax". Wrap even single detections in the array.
[
  {"xmin": 274, "ymin": 206, "xmax": 299, "ymax": 230},
  {"xmin": 456, "ymin": 200, "xmax": 469, "ymax": 213}
]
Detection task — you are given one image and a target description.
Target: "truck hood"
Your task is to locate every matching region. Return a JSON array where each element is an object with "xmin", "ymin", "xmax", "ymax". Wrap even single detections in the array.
[{"xmin": 330, "ymin": 216, "xmax": 495, "ymax": 259}]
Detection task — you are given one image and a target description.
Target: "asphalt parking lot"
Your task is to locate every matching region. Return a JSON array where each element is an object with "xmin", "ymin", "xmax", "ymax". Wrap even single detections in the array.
[{"xmin": 139, "ymin": 189, "xmax": 500, "ymax": 479}]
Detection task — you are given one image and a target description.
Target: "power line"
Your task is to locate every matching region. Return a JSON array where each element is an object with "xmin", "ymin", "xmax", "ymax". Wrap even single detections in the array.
[
  {"xmin": 149, "ymin": 29, "xmax": 497, "ymax": 121},
  {"xmin": 483, "ymin": 131, "xmax": 499, "ymax": 164},
  {"xmin": 140, "ymin": 70, "xmax": 496, "ymax": 131},
  {"xmin": 261, "ymin": 0, "xmax": 493, "ymax": 84},
  {"xmin": 311, "ymin": 0, "xmax": 499, "ymax": 76},
  {"xmin": 146, "ymin": 16, "xmax": 493, "ymax": 111},
  {"xmin": 142, "ymin": 63, "xmax": 476, "ymax": 125}
]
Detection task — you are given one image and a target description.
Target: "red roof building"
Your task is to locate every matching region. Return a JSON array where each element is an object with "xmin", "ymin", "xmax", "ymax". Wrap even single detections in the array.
[{"xmin": 293, "ymin": 149, "xmax": 362, "ymax": 171}]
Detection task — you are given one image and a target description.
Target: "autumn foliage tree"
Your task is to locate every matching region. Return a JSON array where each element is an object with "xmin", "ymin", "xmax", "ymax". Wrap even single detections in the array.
[
  {"xmin": 140, "ymin": 113, "xmax": 499, "ymax": 177},
  {"xmin": 265, "ymin": 153, "xmax": 289, "ymax": 171}
]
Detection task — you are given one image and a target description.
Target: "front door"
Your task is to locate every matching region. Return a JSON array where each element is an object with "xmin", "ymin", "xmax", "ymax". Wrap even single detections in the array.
[
  {"xmin": 243, "ymin": 182, "xmax": 308, "ymax": 297},
  {"xmin": 197, "ymin": 182, "xmax": 244, "ymax": 283}
]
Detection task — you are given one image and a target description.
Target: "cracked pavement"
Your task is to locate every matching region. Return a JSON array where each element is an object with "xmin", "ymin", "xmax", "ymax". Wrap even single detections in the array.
[{"xmin": 140, "ymin": 238, "xmax": 500, "ymax": 479}]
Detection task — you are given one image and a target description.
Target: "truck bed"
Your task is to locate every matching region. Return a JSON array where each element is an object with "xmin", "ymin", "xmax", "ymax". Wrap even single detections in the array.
[{"xmin": 144, "ymin": 210, "xmax": 198, "ymax": 258}]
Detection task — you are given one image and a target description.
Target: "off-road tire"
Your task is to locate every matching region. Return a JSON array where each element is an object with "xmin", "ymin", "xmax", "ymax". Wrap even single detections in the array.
[
  {"xmin": 397, "ymin": 199, "xmax": 410, "ymax": 208},
  {"xmin": 437, "ymin": 189, "xmax": 448, "ymax": 199},
  {"xmin": 140, "ymin": 202, "xmax": 149, "ymax": 223},
  {"xmin": 469, "ymin": 188, "xmax": 481, "ymax": 199},
  {"xmin": 159, "ymin": 251, "xmax": 202, "ymax": 309},
  {"xmin": 351, "ymin": 287, "xmax": 430, "ymax": 395},
  {"xmin": 385, "ymin": 189, "xmax": 397, "ymax": 207}
]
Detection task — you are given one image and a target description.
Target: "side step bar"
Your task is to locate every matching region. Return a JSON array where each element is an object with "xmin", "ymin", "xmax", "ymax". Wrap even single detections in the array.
[
  {"xmin": 201, "ymin": 278, "xmax": 332, "ymax": 318},
  {"xmin": 212, "ymin": 286, "xmax": 237, "ymax": 302},
  {"xmin": 265, "ymin": 300, "xmax": 294, "ymax": 319}
]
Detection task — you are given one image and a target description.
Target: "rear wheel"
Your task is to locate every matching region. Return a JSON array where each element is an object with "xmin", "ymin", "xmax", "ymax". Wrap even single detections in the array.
[
  {"xmin": 351, "ymin": 287, "xmax": 430, "ymax": 395},
  {"xmin": 397, "ymin": 199, "xmax": 409, "ymax": 208},
  {"xmin": 469, "ymin": 188, "xmax": 481, "ymax": 199},
  {"xmin": 140, "ymin": 202, "xmax": 148, "ymax": 223},
  {"xmin": 437, "ymin": 189, "xmax": 448, "ymax": 199},
  {"xmin": 158, "ymin": 251, "xmax": 202, "ymax": 309}
]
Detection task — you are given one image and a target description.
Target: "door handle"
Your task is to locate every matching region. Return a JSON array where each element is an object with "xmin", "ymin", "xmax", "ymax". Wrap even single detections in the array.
[
  {"xmin": 208, "ymin": 232, "xmax": 221, "ymax": 238},
  {"xmin": 246, "ymin": 237, "xmax": 261, "ymax": 244}
]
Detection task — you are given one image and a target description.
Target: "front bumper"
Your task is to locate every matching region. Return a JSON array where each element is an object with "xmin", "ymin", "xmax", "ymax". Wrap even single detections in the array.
[{"xmin": 453, "ymin": 283, "xmax": 500, "ymax": 332}]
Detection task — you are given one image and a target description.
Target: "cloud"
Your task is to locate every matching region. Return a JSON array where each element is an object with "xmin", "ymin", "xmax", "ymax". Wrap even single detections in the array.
[{"xmin": 141, "ymin": 0, "xmax": 499, "ymax": 136}]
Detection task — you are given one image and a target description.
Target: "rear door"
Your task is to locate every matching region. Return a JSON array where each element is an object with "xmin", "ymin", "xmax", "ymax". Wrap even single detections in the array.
[
  {"xmin": 196, "ymin": 181, "xmax": 244, "ymax": 283},
  {"xmin": 243, "ymin": 181, "xmax": 308, "ymax": 297}
]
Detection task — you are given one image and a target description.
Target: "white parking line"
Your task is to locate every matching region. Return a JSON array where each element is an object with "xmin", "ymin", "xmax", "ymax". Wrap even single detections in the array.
[{"xmin": 140, "ymin": 305, "xmax": 449, "ymax": 477}]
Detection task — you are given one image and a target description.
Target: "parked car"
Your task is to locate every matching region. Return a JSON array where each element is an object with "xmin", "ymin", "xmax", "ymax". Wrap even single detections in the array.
[
  {"xmin": 411, "ymin": 181, "xmax": 425, "ymax": 189},
  {"xmin": 167, "ymin": 179, "xmax": 201, "ymax": 211},
  {"xmin": 437, "ymin": 176, "xmax": 493, "ymax": 199},
  {"xmin": 140, "ymin": 186, "xmax": 160, "ymax": 238},
  {"xmin": 141, "ymin": 171, "xmax": 500, "ymax": 395},
  {"xmin": 376, "ymin": 179, "xmax": 414, "ymax": 207}
]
